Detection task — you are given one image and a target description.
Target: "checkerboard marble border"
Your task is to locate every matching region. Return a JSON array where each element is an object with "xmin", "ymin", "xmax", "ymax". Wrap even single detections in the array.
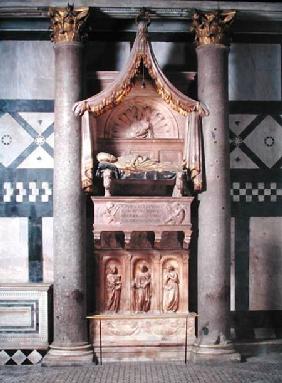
[
  {"xmin": 231, "ymin": 181, "xmax": 282, "ymax": 202},
  {"xmin": 0, "ymin": 349, "xmax": 47, "ymax": 365},
  {"xmin": 2, "ymin": 181, "xmax": 52, "ymax": 203}
]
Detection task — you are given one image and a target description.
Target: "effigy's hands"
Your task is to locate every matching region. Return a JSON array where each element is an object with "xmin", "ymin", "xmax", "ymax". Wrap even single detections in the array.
[{"xmin": 72, "ymin": 100, "xmax": 89, "ymax": 117}]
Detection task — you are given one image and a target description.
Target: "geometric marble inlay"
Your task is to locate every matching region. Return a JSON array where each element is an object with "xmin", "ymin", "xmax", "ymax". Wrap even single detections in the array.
[
  {"xmin": 244, "ymin": 115, "xmax": 282, "ymax": 168},
  {"xmin": 0, "ymin": 113, "xmax": 33, "ymax": 167},
  {"xmin": 229, "ymin": 114, "xmax": 257, "ymax": 135},
  {"xmin": 231, "ymin": 182, "xmax": 282, "ymax": 203},
  {"xmin": 1, "ymin": 182, "xmax": 53, "ymax": 203},
  {"xmin": 18, "ymin": 146, "xmax": 54, "ymax": 168},
  {"xmin": 19, "ymin": 113, "xmax": 53, "ymax": 136},
  {"xmin": 11, "ymin": 350, "xmax": 26, "ymax": 365},
  {"xmin": 27, "ymin": 350, "xmax": 43, "ymax": 364},
  {"xmin": 0, "ymin": 350, "xmax": 10, "ymax": 365},
  {"xmin": 46, "ymin": 132, "xmax": 54, "ymax": 148},
  {"xmin": 0, "ymin": 111, "xmax": 54, "ymax": 168},
  {"xmin": 0, "ymin": 349, "xmax": 46, "ymax": 365},
  {"xmin": 230, "ymin": 147, "xmax": 258, "ymax": 169}
]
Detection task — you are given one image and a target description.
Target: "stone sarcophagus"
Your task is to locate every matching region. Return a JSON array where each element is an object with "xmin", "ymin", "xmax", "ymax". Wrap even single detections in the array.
[
  {"xmin": 92, "ymin": 196, "xmax": 193, "ymax": 249},
  {"xmin": 88, "ymin": 197, "xmax": 196, "ymax": 361}
]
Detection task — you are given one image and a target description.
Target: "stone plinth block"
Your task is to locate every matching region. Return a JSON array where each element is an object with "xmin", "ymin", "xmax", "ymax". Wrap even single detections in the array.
[
  {"xmin": 42, "ymin": 343, "xmax": 93, "ymax": 366},
  {"xmin": 191, "ymin": 343, "xmax": 241, "ymax": 362},
  {"xmin": 88, "ymin": 313, "xmax": 196, "ymax": 362},
  {"xmin": 0, "ymin": 283, "xmax": 51, "ymax": 349}
]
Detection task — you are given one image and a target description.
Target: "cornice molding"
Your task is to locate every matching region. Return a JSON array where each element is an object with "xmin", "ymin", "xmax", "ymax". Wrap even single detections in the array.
[{"xmin": 0, "ymin": 3, "xmax": 281, "ymax": 36}]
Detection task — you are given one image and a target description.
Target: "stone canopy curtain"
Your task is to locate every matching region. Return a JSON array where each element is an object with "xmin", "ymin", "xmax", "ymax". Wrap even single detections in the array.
[{"xmin": 183, "ymin": 111, "xmax": 203, "ymax": 191}]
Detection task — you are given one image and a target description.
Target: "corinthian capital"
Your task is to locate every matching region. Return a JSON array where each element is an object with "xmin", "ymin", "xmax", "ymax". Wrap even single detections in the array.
[
  {"xmin": 49, "ymin": 4, "xmax": 89, "ymax": 43},
  {"xmin": 192, "ymin": 10, "xmax": 236, "ymax": 46}
]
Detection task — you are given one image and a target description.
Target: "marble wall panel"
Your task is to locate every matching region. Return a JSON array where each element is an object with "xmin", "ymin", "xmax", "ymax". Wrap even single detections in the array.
[
  {"xmin": 229, "ymin": 44, "xmax": 281, "ymax": 101},
  {"xmin": 151, "ymin": 42, "xmax": 187, "ymax": 69},
  {"xmin": 42, "ymin": 217, "xmax": 54, "ymax": 283},
  {"xmin": 249, "ymin": 217, "xmax": 282, "ymax": 310},
  {"xmin": 0, "ymin": 283, "xmax": 50, "ymax": 349},
  {"xmin": 0, "ymin": 41, "xmax": 54, "ymax": 99},
  {"xmin": 0, "ymin": 111, "xmax": 54, "ymax": 169},
  {"xmin": 86, "ymin": 41, "xmax": 130, "ymax": 72},
  {"xmin": 230, "ymin": 217, "xmax": 235, "ymax": 311},
  {"xmin": 85, "ymin": 42, "xmax": 130, "ymax": 97},
  {"xmin": 0, "ymin": 218, "xmax": 29, "ymax": 283}
]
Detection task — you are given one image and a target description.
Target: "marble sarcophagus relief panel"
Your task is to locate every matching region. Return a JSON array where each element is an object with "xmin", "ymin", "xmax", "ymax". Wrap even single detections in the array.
[{"xmin": 94, "ymin": 250, "xmax": 189, "ymax": 315}]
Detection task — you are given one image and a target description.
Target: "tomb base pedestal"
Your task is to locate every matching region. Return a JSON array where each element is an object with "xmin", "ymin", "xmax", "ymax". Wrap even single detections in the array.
[{"xmin": 88, "ymin": 313, "xmax": 196, "ymax": 362}]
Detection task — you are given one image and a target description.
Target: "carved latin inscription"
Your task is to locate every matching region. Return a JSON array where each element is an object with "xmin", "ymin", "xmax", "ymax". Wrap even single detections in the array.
[{"xmin": 99, "ymin": 202, "xmax": 187, "ymax": 226}]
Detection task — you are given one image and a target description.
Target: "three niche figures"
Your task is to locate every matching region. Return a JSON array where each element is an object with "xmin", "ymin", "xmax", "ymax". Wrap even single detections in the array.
[{"xmin": 105, "ymin": 263, "xmax": 180, "ymax": 313}]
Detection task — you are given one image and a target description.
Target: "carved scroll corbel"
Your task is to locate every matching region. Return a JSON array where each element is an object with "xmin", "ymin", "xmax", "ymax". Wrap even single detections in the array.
[
  {"xmin": 124, "ymin": 231, "xmax": 132, "ymax": 249},
  {"xmin": 154, "ymin": 232, "xmax": 162, "ymax": 249},
  {"xmin": 93, "ymin": 231, "xmax": 101, "ymax": 249},
  {"xmin": 183, "ymin": 230, "xmax": 192, "ymax": 250}
]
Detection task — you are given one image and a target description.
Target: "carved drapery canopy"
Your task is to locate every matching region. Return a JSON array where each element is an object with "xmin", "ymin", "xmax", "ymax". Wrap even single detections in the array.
[
  {"xmin": 192, "ymin": 10, "xmax": 236, "ymax": 46},
  {"xmin": 49, "ymin": 4, "xmax": 89, "ymax": 43},
  {"xmin": 77, "ymin": 16, "xmax": 209, "ymax": 193},
  {"xmin": 73, "ymin": 19, "xmax": 208, "ymax": 118}
]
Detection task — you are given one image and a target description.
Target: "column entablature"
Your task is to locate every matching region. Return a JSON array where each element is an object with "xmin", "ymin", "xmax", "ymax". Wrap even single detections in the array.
[
  {"xmin": 192, "ymin": 10, "xmax": 236, "ymax": 47},
  {"xmin": 49, "ymin": 4, "xmax": 89, "ymax": 44}
]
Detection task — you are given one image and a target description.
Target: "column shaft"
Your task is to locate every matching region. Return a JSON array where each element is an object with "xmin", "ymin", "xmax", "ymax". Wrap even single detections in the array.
[
  {"xmin": 197, "ymin": 45, "xmax": 230, "ymax": 345},
  {"xmin": 53, "ymin": 42, "xmax": 86, "ymax": 344},
  {"xmin": 43, "ymin": 42, "xmax": 92, "ymax": 366}
]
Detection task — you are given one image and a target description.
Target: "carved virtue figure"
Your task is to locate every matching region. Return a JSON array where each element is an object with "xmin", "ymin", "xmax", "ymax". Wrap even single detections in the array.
[
  {"xmin": 102, "ymin": 202, "xmax": 119, "ymax": 224},
  {"xmin": 163, "ymin": 265, "xmax": 179, "ymax": 312},
  {"xmin": 106, "ymin": 265, "xmax": 122, "ymax": 313},
  {"xmin": 133, "ymin": 265, "xmax": 151, "ymax": 312},
  {"xmin": 165, "ymin": 203, "xmax": 185, "ymax": 225}
]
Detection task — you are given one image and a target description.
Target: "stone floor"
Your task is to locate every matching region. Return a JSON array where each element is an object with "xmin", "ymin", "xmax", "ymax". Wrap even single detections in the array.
[{"xmin": 1, "ymin": 354, "xmax": 282, "ymax": 383}]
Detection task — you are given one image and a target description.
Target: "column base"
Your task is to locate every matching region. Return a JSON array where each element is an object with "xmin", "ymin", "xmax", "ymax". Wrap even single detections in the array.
[
  {"xmin": 42, "ymin": 342, "xmax": 93, "ymax": 366},
  {"xmin": 191, "ymin": 342, "xmax": 241, "ymax": 363}
]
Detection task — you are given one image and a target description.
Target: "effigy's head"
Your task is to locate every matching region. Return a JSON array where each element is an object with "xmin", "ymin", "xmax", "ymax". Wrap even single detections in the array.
[{"xmin": 97, "ymin": 152, "xmax": 117, "ymax": 163}]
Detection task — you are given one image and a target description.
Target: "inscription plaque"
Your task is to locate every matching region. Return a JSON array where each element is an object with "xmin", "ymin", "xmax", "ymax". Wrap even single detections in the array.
[{"xmin": 94, "ymin": 197, "xmax": 192, "ymax": 228}]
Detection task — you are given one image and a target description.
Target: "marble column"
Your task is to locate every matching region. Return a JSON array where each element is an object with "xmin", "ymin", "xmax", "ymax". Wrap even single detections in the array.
[
  {"xmin": 191, "ymin": 10, "xmax": 240, "ymax": 361},
  {"xmin": 43, "ymin": 5, "xmax": 93, "ymax": 366}
]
